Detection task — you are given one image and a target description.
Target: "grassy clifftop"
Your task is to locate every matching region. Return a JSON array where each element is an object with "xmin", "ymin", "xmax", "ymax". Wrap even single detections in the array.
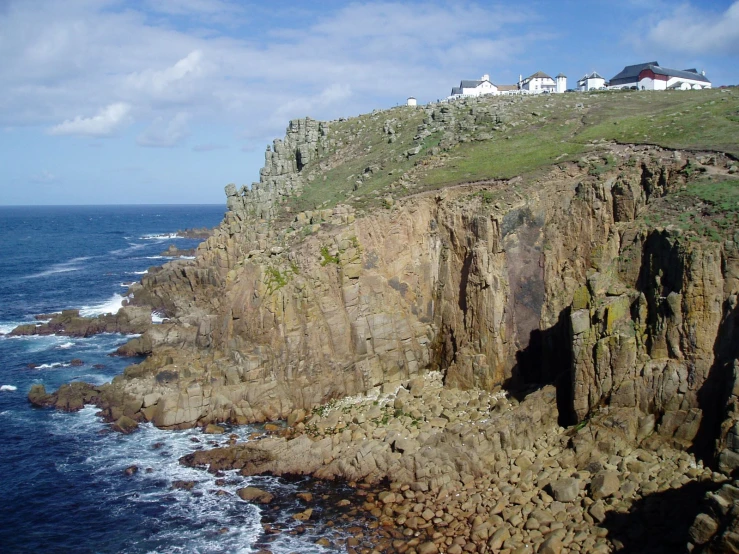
[{"xmin": 288, "ymin": 89, "xmax": 738, "ymax": 218}]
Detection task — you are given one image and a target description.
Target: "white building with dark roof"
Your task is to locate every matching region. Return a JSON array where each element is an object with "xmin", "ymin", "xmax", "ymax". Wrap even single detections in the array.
[
  {"xmin": 608, "ymin": 61, "xmax": 711, "ymax": 91},
  {"xmin": 518, "ymin": 71, "xmax": 557, "ymax": 93},
  {"xmin": 446, "ymin": 70, "xmax": 566, "ymax": 100},
  {"xmin": 577, "ymin": 71, "xmax": 606, "ymax": 91},
  {"xmin": 449, "ymin": 75, "xmax": 497, "ymax": 99}
]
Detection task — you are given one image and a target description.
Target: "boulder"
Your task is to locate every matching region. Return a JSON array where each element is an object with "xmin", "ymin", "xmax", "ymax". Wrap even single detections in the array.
[
  {"xmin": 539, "ymin": 535, "xmax": 562, "ymax": 554},
  {"xmin": 204, "ymin": 424, "xmax": 225, "ymax": 434},
  {"xmin": 590, "ymin": 470, "xmax": 620, "ymax": 499},
  {"xmin": 172, "ymin": 480, "xmax": 196, "ymax": 490},
  {"xmin": 112, "ymin": 415, "xmax": 139, "ymax": 434},
  {"xmin": 550, "ymin": 478, "xmax": 580, "ymax": 502},
  {"xmin": 237, "ymin": 486, "xmax": 274, "ymax": 504},
  {"xmin": 689, "ymin": 513, "xmax": 719, "ymax": 545},
  {"xmin": 293, "ymin": 508, "xmax": 313, "ymax": 521}
]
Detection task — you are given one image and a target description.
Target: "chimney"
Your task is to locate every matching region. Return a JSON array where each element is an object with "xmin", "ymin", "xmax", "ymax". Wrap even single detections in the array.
[{"xmin": 701, "ymin": 70, "xmax": 705, "ymax": 76}]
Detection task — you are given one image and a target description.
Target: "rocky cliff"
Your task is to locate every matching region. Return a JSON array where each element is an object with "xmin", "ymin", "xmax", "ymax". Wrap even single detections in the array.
[{"xmin": 34, "ymin": 90, "xmax": 739, "ymax": 472}]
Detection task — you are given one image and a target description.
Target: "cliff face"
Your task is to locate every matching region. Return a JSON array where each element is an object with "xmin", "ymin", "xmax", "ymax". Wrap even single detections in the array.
[{"xmin": 48, "ymin": 89, "xmax": 738, "ymax": 468}]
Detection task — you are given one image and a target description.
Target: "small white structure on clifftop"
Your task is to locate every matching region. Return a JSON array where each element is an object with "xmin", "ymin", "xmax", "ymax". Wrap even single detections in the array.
[
  {"xmin": 407, "ymin": 97, "xmax": 417, "ymax": 107},
  {"xmin": 556, "ymin": 73, "xmax": 567, "ymax": 93},
  {"xmin": 578, "ymin": 72, "xmax": 606, "ymax": 91}
]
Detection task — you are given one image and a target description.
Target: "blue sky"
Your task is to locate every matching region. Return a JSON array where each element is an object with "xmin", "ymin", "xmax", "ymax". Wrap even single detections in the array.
[{"xmin": 1, "ymin": 0, "xmax": 738, "ymax": 205}]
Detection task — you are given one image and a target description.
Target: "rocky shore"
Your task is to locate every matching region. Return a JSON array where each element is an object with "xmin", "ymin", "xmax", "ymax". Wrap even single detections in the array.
[
  {"xmin": 8, "ymin": 306, "xmax": 152, "ymax": 338},
  {"xmin": 26, "ymin": 91, "xmax": 739, "ymax": 552},
  {"xmin": 160, "ymin": 244, "xmax": 196, "ymax": 258},
  {"xmin": 179, "ymin": 371, "xmax": 728, "ymax": 554}
]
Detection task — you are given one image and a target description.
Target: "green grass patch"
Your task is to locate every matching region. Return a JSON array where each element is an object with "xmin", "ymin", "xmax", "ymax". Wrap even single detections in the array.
[
  {"xmin": 284, "ymin": 89, "xmax": 738, "ymax": 214},
  {"xmin": 319, "ymin": 246, "xmax": 340, "ymax": 266}
]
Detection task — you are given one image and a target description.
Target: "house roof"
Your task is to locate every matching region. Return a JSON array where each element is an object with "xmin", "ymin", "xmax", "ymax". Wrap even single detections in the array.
[
  {"xmin": 460, "ymin": 80, "xmax": 483, "ymax": 88},
  {"xmin": 579, "ymin": 71, "xmax": 605, "ymax": 82},
  {"xmin": 450, "ymin": 86, "xmax": 462, "ymax": 95},
  {"xmin": 525, "ymin": 71, "xmax": 553, "ymax": 81},
  {"xmin": 643, "ymin": 65, "xmax": 710, "ymax": 83},
  {"xmin": 556, "ymin": 73, "xmax": 567, "ymax": 78},
  {"xmin": 497, "ymin": 84, "xmax": 519, "ymax": 91},
  {"xmin": 610, "ymin": 61, "xmax": 659, "ymax": 85}
]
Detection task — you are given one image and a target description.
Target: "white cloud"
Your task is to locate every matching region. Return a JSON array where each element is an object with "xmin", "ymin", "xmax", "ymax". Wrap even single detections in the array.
[
  {"xmin": 645, "ymin": 1, "xmax": 739, "ymax": 55},
  {"xmin": 1, "ymin": 1, "xmax": 538, "ymax": 145},
  {"xmin": 127, "ymin": 50, "xmax": 205, "ymax": 95},
  {"xmin": 48, "ymin": 103, "xmax": 131, "ymax": 136},
  {"xmin": 137, "ymin": 112, "xmax": 190, "ymax": 147}
]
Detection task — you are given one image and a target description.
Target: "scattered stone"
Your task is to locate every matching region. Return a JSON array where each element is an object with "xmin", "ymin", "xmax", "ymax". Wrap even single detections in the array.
[
  {"xmin": 237, "ymin": 487, "xmax": 274, "ymax": 504},
  {"xmin": 204, "ymin": 424, "xmax": 225, "ymax": 435},
  {"xmin": 112, "ymin": 415, "xmax": 138, "ymax": 434},
  {"xmin": 590, "ymin": 470, "xmax": 620, "ymax": 499},
  {"xmin": 296, "ymin": 492, "xmax": 313, "ymax": 503},
  {"xmin": 172, "ymin": 480, "xmax": 196, "ymax": 491},
  {"xmin": 293, "ymin": 508, "xmax": 313, "ymax": 521},
  {"xmin": 551, "ymin": 478, "xmax": 581, "ymax": 502}
]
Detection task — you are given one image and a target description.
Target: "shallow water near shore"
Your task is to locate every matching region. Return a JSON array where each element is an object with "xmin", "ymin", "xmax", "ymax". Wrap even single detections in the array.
[{"xmin": 0, "ymin": 206, "xmax": 344, "ymax": 553}]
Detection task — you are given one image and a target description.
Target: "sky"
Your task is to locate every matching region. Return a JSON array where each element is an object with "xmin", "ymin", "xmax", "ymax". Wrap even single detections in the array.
[{"xmin": 1, "ymin": 0, "xmax": 738, "ymax": 205}]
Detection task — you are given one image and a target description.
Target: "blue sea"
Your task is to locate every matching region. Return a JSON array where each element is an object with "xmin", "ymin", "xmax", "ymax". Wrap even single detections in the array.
[{"xmin": 0, "ymin": 206, "xmax": 342, "ymax": 553}]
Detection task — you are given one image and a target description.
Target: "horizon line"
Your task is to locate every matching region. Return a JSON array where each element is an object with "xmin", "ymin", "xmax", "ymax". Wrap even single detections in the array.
[{"xmin": 0, "ymin": 203, "xmax": 226, "ymax": 208}]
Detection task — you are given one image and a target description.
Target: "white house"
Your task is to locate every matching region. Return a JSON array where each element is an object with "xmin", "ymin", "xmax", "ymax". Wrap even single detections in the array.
[
  {"xmin": 518, "ymin": 71, "xmax": 557, "ymax": 93},
  {"xmin": 608, "ymin": 61, "xmax": 711, "ymax": 91},
  {"xmin": 449, "ymin": 75, "xmax": 498, "ymax": 99},
  {"xmin": 447, "ymin": 70, "xmax": 566, "ymax": 100},
  {"xmin": 577, "ymin": 71, "xmax": 606, "ymax": 91}
]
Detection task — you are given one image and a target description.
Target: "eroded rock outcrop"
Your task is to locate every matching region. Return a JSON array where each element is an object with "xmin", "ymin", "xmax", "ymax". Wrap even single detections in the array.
[
  {"xmin": 9, "ymin": 306, "xmax": 151, "ymax": 338},
  {"xmin": 30, "ymin": 107, "xmax": 739, "ymax": 478}
]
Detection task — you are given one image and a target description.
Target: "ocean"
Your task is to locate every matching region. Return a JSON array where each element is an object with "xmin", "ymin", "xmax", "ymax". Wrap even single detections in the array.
[{"xmin": 0, "ymin": 205, "xmax": 343, "ymax": 553}]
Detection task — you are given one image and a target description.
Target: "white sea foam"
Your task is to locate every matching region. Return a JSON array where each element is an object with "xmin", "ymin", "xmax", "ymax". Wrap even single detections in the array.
[
  {"xmin": 48, "ymin": 408, "xmax": 272, "ymax": 553},
  {"xmin": 79, "ymin": 294, "xmax": 124, "ymax": 317},
  {"xmin": 110, "ymin": 242, "xmax": 147, "ymax": 255},
  {"xmin": 58, "ymin": 342, "xmax": 75, "ymax": 349},
  {"xmin": 151, "ymin": 312, "xmax": 166, "ymax": 324},
  {"xmin": 0, "ymin": 321, "xmax": 25, "ymax": 334},
  {"xmin": 24, "ymin": 256, "xmax": 92, "ymax": 280},
  {"xmin": 36, "ymin": 362, "xmax": 68, "ymax": 369},
  {"xmin": 0, "ymin": 385, "xmax": 17, "ymax": 392},
  {"xmin": 141, "ymin": 233, "xmax": 183, "ymax": 240},
  {"xmin": 179, "ymin": 256, "xmax": 196, "ymax": 260},
  {"xmin": 131, "ymin": 270, "xmax": 148, "ymax": 275}
]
